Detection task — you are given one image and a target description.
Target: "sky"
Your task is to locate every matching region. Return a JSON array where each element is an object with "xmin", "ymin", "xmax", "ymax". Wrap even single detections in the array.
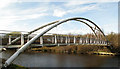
[{"xmin": 0, "ymin": 0, "xmax": 118, "ymax": 35}]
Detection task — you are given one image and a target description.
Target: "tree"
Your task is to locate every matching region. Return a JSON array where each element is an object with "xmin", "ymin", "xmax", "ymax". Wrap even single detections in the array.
[{"xmin": 107, "ymin": 32, "xmax": 120, "ymax": 53}]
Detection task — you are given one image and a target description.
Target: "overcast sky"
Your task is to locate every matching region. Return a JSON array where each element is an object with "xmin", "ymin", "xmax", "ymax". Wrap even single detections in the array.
[{"xmin": 0, "ymin": 0, "xmax": 118, "ymax": 35}]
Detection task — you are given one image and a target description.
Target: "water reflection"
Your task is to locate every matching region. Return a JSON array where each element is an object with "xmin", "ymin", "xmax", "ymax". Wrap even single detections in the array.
[{"xmin": 2, "ymin": 50, "xmax": 119, "ymax": 67}]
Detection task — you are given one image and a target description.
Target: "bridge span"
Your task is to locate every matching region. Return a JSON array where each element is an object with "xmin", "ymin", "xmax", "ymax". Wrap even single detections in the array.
[
  {"xmin": 1, "ymin": 17, "xmax": 111, "ymax": 67},
  {"xmin": 1, "ymin": 34, "xmax": 107, "ymax": 49}
]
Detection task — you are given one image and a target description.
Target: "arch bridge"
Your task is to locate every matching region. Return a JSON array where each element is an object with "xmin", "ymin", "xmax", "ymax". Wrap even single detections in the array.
[{"xmin": 3, "ymin": 17, "xmax": 110, "ymax": 67}]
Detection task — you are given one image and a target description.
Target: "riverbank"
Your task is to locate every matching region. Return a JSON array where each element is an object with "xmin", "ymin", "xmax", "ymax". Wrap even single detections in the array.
[
  {"xmin": 1, "ymin": 58, "xmax": 28, "ymax": 69},
  {"xmin": 30, "ymin": 45, "xmax": 119, "ymax": 56}
]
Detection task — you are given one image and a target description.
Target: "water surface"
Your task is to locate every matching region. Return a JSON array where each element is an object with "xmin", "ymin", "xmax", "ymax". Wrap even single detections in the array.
[{"xmin": 2, "ymin": 50, "xmax": 120, "ymax": 67}]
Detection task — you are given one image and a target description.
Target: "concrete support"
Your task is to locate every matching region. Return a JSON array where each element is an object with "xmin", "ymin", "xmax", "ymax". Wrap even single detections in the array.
[
  {"xmin": 40, "ymin": 36, "xmax": 43, "ymax": 44},
  {"xmin": 94, "ymin": 39, "xmax": 96, "ymax": 44},
  {"xmin": 86, "ymin": 38, "xmax": 88, "ymax": 44},
  {"xmin": 73, "ymin": 36, "xmax": 76, "ymax": 44},
  {"xmin": 8, "ymin": 35, "xmax": 12, "ymax": 45},
  {"xmin": 65, "ymin": 36, "xmax": 68, "ymax": 44},
  {"xmin": 55, "ymin": 35, "xmax": 57, "ymax": 44},
  {"xmin": 52, "ymin": 36, "xmax": 54, "ymax": 43},
  {"xmin": 58, "ymin": 44, "xmax": 60, "ymax": 46},
  {"xmin": 21, "ymin": 34, "xmax": 24, "ymax": 45},
  {"xmin": 60, "ymin": 37, "xmax": 63, "ymax": 43},
  {"xmin": 68, "ymin": 36, "xmax": 70, "ymax": 43}
]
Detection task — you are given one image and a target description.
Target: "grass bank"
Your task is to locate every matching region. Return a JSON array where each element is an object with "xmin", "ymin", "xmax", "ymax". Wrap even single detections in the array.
[{"xmin": 31, "ymin": 45, "xmax": 111, "ymax": 55}]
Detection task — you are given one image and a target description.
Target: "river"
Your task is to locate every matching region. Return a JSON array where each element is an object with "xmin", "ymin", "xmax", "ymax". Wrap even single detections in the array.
[{"xmin": 1, "ymin": 50, "xmax": 120, "ymax": 67}]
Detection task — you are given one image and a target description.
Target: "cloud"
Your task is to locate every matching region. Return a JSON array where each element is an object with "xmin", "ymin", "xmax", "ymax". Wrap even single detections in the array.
[
  {"xmin": 0, "ymin": 2, "xmax": 49, "ymax": 31},
  {"xmin": 0, "ymin": 1, "xmax": 117, "ymax": 35},
  {"xmin": 0, "ymin": 0, "xmax": 17, "ymax": 9},
  {"xmin": 64, "ymin": 1, "xmax": 94, "ymax": 7},
  {"xmin": 1, "ymin": 13, "xmax": 48, "ymax": 22},
  {"xmin": 0, "ymin": 12, "xmax": 48, "ymax": 31},
  {"xmin": 65, "ymin": 0, "xmax": 118, "ymax": 7},
  {"xmin": 18, "ymin": 7, "xmax": 48, "ymax": 15},
  {"xmin": 68, "ymin": 4, "xmax": 98, "ymax": 13},
  {"xmin": 53, "ymin": 9, "xmax": 66, "ymax": 17},
  {"xmin": 53, "ymin": 3, "xmax": 98, "ymax": 17},
  {"xmin": 52, "ymin": 0, "xmax": 103, "ymax": 17}
]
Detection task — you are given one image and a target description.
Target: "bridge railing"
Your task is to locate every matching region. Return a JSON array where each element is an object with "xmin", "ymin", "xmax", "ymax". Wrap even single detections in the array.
[{"xmin": 1, "ymin": 33, "xmax": 107, "ymax": 46}]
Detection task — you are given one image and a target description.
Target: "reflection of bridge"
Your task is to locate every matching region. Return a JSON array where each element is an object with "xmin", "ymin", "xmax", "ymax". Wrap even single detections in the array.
[{"xmin": 3, "ymin": 17, "xmax": 110, "ymax": 67}]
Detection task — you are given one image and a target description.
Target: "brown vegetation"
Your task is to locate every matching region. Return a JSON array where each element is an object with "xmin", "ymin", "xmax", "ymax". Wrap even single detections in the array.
[
  {"xmin": 31, "ymin": 45, "xmax": 111, "ymax": 54},
  {"xmin": 106, "ymin": 32, "xmax": 120, "ymax": 53}
]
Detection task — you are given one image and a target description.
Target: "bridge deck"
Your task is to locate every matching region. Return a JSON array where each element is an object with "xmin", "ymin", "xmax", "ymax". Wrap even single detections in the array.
[{"xmin": 0, "ymin": 43, "xmax": 108, "ymax": 49}]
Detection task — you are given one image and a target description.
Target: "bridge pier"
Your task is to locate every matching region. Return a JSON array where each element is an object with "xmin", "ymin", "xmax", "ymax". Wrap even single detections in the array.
[
  {"xmin": 86, "ymin": 37, "xmax": 88, "ymax": 44},
  {"xmin": 8, "ymin": 35, "xmax": 12, "ymax": 45},
  {"xmin": 83, "ymin": 38, "xmax": 86, "ymax": 44},
  {"xmin": 74, "ymin": 36, "xmax": 76, "ymax": 44},
  {"xmin": 21, "ymin": 34, "xmax": 24, "ymax": 45},
  {"xmin": 94, "ymin": 39, "xmax": 96, "ymax": 44},
  {"xmin": 55, "ymin": 35, "xmax": 57, "ymax": 44},
  {"xmin": 68, "ymin": 36, "xmax": 70, "ymax": 45},
  {"xmin": 40, "ymin": 36, "xmax": 43, "ymax": 45},
  {"xmin": 65, "ymin": 36, "xmax": 68, "ymax": 44},
  {"xmin": 52, "ymin": 36, "xmax": 54, "ymax": 43},
  {"xmin": 60, "ymin": 36, "xmax": 63, "ymax": 43}
]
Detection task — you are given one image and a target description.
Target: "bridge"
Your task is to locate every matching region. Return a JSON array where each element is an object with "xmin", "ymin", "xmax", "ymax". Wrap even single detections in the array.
[
  {"xmin": 1, "ymin": 33, "xmax": 107, "ymax": 49},
  {"xmin": 1, "ymin": 17, "xmax": 111, "ymax": 67}
]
